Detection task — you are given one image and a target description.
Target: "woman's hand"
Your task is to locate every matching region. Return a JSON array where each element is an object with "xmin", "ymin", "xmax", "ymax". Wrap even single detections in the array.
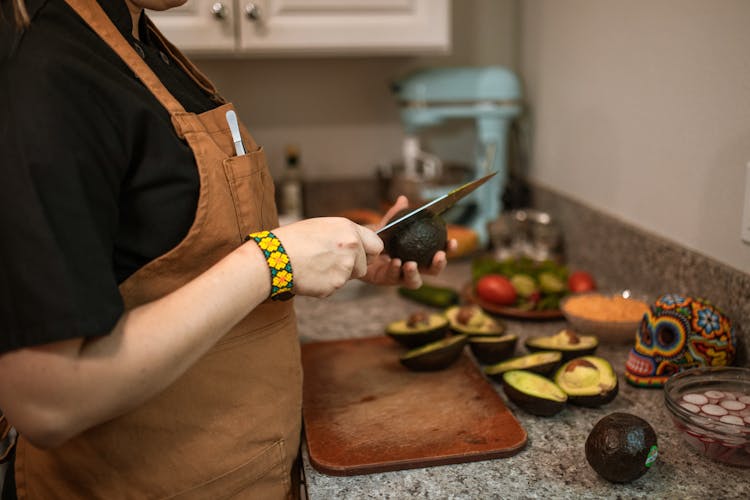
[
  {"xmin": 360, "ymin": 196, "xmax": 457, "ymax": 289},
  {"xmin": 273, "ymin": 217, "xmax": 383, "ymax": 298}
]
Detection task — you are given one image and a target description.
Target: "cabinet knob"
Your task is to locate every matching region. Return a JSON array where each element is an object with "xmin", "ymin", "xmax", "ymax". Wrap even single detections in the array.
[
  {"xmin": 211, "ymin": 2, "xmax": 227, "ymax": 19},
  {"xmin": 245, "ymin": 2, "xmax": 262, "ymax": 21}
]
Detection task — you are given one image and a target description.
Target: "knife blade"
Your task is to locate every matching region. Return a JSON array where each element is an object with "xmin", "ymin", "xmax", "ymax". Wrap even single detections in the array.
[{"xmin": 376, "ymin": 172, "xmax": 496, "ymax": 245}]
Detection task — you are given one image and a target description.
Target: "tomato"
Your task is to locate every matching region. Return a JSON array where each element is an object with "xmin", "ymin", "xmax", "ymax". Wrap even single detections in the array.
[
  {"xmin": 476, "ymin": 274, "xmax": 517, "ymax": 306},
  {"xmin": 567, "ymin": 270, "xmax": 597, "ymax": 294}
]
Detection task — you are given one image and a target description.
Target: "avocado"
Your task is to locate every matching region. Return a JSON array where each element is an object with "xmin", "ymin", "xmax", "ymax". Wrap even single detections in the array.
[
  {"xmin": 483, "ymin": 351, "xmax": 563, "ymax": 381},
  {"xmin": 398, "ymin": 284, "xmax": 459, "ymax": 308},
  {"xmin": 554, "ymin": 356, "xmax": 619, "ymax": 407},
  {"xmin": 399, "ymin": 334, "xmax": 468, "ymax": 371},
  {"xmin": 468, "ymin": 334, "xmax": 518, "ymax": 364},
  {"xmin": 510, "ymin": 274, "xmax": 537, "ymax": 298},
  {"xmin": 386, "ymin": 209, "xmax": 447, "ymax": 268},
  {"xmin": 585, "ymin": 412, "xmax": 658, "ymax": 483},
  {"xmin": 444, "ymin": 305, "xmax": 505, "ymax": 336},
  {"xmin": 525, "ymin": 329, "xmax": 598, "ymax": 361},
  {"xmin": 501, "ymin": 370, "xmax": 568, "ymax": 417},
  {"xmin": 538, "ymin": 272, "xmax": 565, "ymax": 293},
  {"xmin": 385, "ymin": 311, "xmax": 449, "ymax": 348}
]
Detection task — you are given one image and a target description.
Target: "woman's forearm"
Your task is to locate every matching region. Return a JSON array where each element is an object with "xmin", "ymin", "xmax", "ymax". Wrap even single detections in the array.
[{"xmin": 0, "ymin": 241, "xmax": 270, "ymax": 448}]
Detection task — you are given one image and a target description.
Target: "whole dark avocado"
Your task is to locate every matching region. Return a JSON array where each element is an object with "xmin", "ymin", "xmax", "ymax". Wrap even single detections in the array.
[
  {"xmin": 386, "ymin": 209, "xmax": 447, "ymax": 268},
  {"xmin": 585, "ymin": 412, "xmax": 658, "ymax": 483}
]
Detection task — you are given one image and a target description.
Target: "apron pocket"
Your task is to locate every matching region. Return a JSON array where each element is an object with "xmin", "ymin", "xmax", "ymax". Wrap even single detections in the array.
[
  {"xmin": 167, "ymin": 439, "xmax": 289, "ymax": 500},
  {"xmin": 223, "ymin": 147, "xmax": 276, "ymax": 240}
]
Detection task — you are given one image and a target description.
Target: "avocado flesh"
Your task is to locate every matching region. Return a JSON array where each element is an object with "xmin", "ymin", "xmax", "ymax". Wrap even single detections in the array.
[
  {"xmin": 386, "ymin": 210, "xmax": 447, "ymax": 268},
  {"xmin": 444, "ymin": 306, "xmax": 505, "ymax": 336},
  {"xmin": 386, "ymin": 314, "xmax": 448, "ymax": 348},
  {"xmin": 484, "ymin": 351, "xmax": 562, "ymax": 380},
  {"xmin": 525, "ymin": 330, "xmax": 598, "ymax": 361},
  {"xmin": 585, "ymin": 412, "xmax": 658, "ymax": 483},
  {"xmin": 399, "ymin": 334, "xmax": 468, "ymax": 371},
  {"xmin": 554, "ymin": 356, "xmax": 618, "ymax": 407},
  {"xmin": 501, "ymin": 370, "xmax": 567, "ymax": 417}
]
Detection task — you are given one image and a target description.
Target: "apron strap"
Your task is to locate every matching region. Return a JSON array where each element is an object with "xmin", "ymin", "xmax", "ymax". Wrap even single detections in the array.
[
  {"xmin": 145, "ymin": 16, "xmax": 227, "ymax": 106},
  {"xmin": 0, "ymin": 414, "xmax": 17, "ymax": 464},
  {"xmin": 64, "ymin": 0, "xmax": 185, "ymax": 116}
]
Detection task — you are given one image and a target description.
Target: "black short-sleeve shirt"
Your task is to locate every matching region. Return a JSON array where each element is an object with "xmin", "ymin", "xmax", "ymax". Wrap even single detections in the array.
[{"xmin": 0, "ymin": 0, "xmax": 219, "ymax": 354}]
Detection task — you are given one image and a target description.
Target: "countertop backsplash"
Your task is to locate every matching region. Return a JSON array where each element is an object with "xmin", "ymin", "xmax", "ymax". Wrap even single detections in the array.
[{"xmin": 531, "ymin": 183, "xmax": 749, "ymax": 366}]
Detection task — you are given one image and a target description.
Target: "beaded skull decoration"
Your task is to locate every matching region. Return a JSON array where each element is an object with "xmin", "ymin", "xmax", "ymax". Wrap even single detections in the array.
[{"xmin": 625, "ymin": 294, "xmax": 736, "ymax": 387}]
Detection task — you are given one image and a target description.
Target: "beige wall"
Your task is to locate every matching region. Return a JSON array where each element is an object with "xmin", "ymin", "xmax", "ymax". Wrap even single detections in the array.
[
  {"xmin": 520, "ymin": 0, "xmax": 750, "ymax": 273},
  {"xmin": 195, "ymin": 0, "xmax": 750, "ymax": 273},
  {"xmin": 196, "ymin": 0, "xmax": 519, "ymax": 180}
]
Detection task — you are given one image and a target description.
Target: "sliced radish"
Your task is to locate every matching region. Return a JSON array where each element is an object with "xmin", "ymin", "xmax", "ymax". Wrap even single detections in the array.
[
  {"xmin": 702, "ymin": 404, "xmax": 728, "ymax": 416},
  {"xmin": 744, "ymin": 416, "xmax": 750, "ymax": 425},
  {"xmin": 705, "ymin": 390, "xmax": 725, "ymax": 399},
  {"xmin": 719, "ymin": 414, "xmax": 745, "ymax": 426},
  {"xmin": 723, "ymin": 392, "xmax": 738, "ymax": 401},
  {"xmin": 683, "ymin": 393, "xmax": 709, "ymax": 405},
  {"xmin": 739, "ymin": 395, "xmax": 750, "ymax": 404},
  {"xmin": 679, "ymin": 402, "xmax": 701, "ymax": 414},
  {"xmin": 720, "ymin": 400, "xmax": 746, "ymax": 411},
  {"xmin": 720, "ymin": 435, "xmax": 745, "ymax": 446}
]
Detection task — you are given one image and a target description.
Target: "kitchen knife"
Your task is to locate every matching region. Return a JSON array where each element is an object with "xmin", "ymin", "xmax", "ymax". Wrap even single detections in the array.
[{"xmin": 376, "ymin": 172, "xmax": 496, "ymax": 245}]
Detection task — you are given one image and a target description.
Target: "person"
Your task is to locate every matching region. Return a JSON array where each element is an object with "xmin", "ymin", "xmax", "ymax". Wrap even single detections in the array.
[{"xmin": 0, "ymin": 0, "xmax": 456, "ymax": 498}]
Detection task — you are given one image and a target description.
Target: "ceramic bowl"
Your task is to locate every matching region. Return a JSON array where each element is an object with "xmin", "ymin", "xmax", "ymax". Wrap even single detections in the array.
[
  {"xmin": 559, "ymin": 291, "xmax": 649, "ymax": 344},
  {"xmin": 664, "ymin": 366, "xmax": 750, "ymax": 467}
]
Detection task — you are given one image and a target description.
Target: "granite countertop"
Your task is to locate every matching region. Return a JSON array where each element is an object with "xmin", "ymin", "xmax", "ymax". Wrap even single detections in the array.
[{"xmin": 293, "ymin": 261, "xmax": 749, "ymax": 500}]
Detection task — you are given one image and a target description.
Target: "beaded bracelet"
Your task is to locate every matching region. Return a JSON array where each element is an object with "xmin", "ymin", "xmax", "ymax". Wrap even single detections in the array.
[{"xmin": 245, "ymin": 231, "xmax": 295, "ymax": 301}]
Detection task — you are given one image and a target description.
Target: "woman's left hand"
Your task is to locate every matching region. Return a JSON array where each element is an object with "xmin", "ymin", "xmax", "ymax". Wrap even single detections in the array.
[{"xmin": 360, "ymin": 196, "xmax": 458, "ymax": 289}]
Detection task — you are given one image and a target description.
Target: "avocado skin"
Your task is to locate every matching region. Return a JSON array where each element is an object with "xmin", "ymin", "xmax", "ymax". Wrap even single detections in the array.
[
  {"xmin": 386, "ymin": 210, "xmax": 447, "ymax": 268},
  {"xmin": 483, "ymin": 351, "xmax": 563, "ymax": 381},
  {"xmin": 501, "ymin": 370, "xmax": 567, "ymax": 417},
  {"xmin": 524, "ymin": 334, "xmax": 598, "ymax": 361},
  {"xmin": 399, "ymin": 335, "xmax": 467, "ymax": 371},
  {"xmin": 385, "ymin": 314, "xmax": 449, "ymax": 348},
  {"xmin": 585, "ymin": 412, "xmax": 657, "ymax": 483},
  {"xmin": 468, "ymin": 336, "xmax": 518, "ymax": 364}
]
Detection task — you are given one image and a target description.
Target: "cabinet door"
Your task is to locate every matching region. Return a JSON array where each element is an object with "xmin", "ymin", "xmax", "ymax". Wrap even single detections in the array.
[
  {"xmin": 237, "ymin": 0, "xmax": 450, "ymax": 55},
  {"xmin": 147, "ymin": 0, "xmax": 236, "ymax": 53}
]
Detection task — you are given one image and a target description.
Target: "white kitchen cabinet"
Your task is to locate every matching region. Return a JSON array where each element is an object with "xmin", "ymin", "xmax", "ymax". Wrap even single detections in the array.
[
  {"xmin": 147, "ymin": 0, "xmax": 450, "ymax": 56},
  {"xmin": 147, "ymin": 0, "xmax": 236, "ymax": 52}
]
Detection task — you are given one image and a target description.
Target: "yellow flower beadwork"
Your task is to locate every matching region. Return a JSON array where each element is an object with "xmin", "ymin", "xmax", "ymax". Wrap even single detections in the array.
[{"xmin": 245, "ymin": 231, "xmax": 294, "ymax": 301}]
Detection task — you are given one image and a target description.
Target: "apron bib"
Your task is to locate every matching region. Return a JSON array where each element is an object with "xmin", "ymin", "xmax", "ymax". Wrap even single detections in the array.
[{"xmin": 13, "ymin": 1, "xmax": 302, "ymax": 498}]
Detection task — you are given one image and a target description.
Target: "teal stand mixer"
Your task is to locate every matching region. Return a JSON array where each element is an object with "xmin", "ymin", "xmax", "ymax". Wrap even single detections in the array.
[{"xmin": 391, "ymin": 66, "xmax": 522, "ymax": 246}]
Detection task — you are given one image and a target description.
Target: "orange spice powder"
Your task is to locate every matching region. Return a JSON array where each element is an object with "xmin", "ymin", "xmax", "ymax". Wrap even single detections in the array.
[{"xmin": 563, "ymin": 294, "xmax": 649, "ymax": 322}]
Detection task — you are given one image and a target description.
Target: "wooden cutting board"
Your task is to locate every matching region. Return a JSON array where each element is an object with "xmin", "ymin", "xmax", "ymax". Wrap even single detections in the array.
[{"xmin": 301, "ymin": 336, "xmax": 527, "ymax": 476}]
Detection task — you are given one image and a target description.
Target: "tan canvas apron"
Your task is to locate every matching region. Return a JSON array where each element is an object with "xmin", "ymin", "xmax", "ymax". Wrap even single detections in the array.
[{"xmin": 12, "ymin": 1, "xmax": 302, "ymax": 498}]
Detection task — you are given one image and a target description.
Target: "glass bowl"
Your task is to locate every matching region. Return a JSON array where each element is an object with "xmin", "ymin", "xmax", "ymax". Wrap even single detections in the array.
[{"xmin": 664, "ymin": 366, "xmax": 750, "ymax": 467}]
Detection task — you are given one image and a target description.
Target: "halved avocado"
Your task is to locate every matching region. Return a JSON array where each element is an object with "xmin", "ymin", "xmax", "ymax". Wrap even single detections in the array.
[
  {"xmin": 554, "ymin": 356, "xmax": 619, "ymax": 407},
  {"xmin": 468, "ymin": 334, "xmax": 518, "ymax": 365},
  {"xmin": 483, "ymin": 351, "xmax": 563, "ymax": 382},
  {"xmin": 385, "ymin": 311, "xmax": 449, "ymax": 348},
  {"xmin": 444, "ymin": 305, "xmax": 505, "ymax": 336},
  {"xmin": 501, "ymin": 370, "xmax": 568, "ymax": 417},
  {"xmin": 399, "ymin": 334, "xmax": 468, "ymax": 372},
  {"xmin": 525, "ymin": 329, "xmax": 598, "ymax": 361}
]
